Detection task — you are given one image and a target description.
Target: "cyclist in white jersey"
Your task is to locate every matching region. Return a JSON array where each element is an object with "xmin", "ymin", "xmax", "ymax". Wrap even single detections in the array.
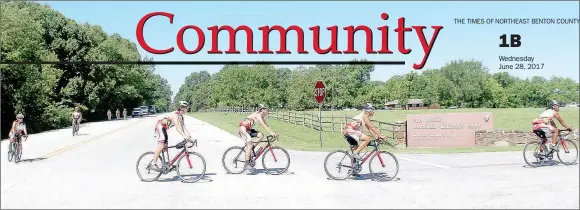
[
  {"xmin": 343, "ymin": 103, "xmax": 385, "ymax": 160},
  {"xmin": 532, "ymin": 100, "xmax": 573, "ymax": 151},
  {"xmin": 72, "ymin": 107, "xmax": 82, "ymax": 127}
]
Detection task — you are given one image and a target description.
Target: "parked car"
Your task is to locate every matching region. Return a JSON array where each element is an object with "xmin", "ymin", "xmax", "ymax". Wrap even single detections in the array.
[
  {"xmin": 148, "ymin": 105, "xmax": 157, "ymax": 114},
  {"xmin": 132, "ymin": 108, "xmax": 143, "ymax": 117},
  {"xmin": 140, "ymin": 106, "xmax": 149, "ymax": 115}
]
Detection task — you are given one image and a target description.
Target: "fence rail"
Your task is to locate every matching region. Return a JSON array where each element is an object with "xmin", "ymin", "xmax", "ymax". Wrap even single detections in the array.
[{"xmin": 199, "ymin": 107, "xmax": 407, "ymax": 144}]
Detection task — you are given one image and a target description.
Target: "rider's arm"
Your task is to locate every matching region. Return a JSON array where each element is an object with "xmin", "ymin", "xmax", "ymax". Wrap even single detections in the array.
[
  {"xmin": 554, "ymin": 112, "xmax": 572, "ymax": 130},
  {"xmin": 10, "ymin": 121, "xmax": 16, "ymax": 133},
  {"xmin": 362, "ymin": 115, "xmax": 381, "ymax": 139},
  {"xmin": 256, "ymin": 116, "xmax": 275, "ymax": 135},
  {"xmin": 174, "ymin": 115, "xmax": 191, "ymax": 139}
]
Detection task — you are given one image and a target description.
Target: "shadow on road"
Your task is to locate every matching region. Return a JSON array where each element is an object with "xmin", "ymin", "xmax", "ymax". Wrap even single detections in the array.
[
  {"xmin": 17, "ymin": 157, "xmax": 47, "ymax": 163},
  {"xmin": 245, "ymin": 168, "xmax": 295, "ymax": 176},
  {"xmin": 522, "ymin": 160, "xmax": 578, "ymax": 168},
  {"xmin": 326, "ymin": 173, "xmax": 401, "ymax": 182},
  {"xmin": 157, "ymin": 173, "xmax": 216, "ymax": 183}
]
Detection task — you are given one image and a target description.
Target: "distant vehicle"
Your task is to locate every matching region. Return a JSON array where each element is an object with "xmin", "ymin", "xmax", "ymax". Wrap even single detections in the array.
[
  {"xmin": 447, "ymin": 106, "xmax": 458, "ymax": 109},
  {"xmin": 148, "ymin": 105, "xmax": 157, "ymax": 114},
  {"xmin": 140, "ymin": 106, "xmax": 149, "ymax": 115},
  {"xmin": 132, "ymin": 108, "xmax": 143, "ymax": 117},
  {"xmin": 566, "ymin": 103, "xmax": 578, "ymax": 108}
]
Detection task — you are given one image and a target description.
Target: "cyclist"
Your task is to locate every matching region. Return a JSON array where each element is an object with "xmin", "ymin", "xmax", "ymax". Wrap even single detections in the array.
[
  {"xmin": 107, "ymin": 109, "xmax": 111, "ymax": 120},
  {"xmin": 72, "ymin": 107, "xmax": 83, "ymax": 128},
  {"xmin": 115, "ymin": 109, "xmax": 120, "ymax": 119},
  {"xmin": 532, "ymin": 100, "xmax": 573, "ymax": 151},
  {"xmin": 122, "ymin": 108, "xmax": 127, "ymax": 120},
  {"xmin": 148, "ymin": 101, "xmax": 193, "ymax": 171},
  {"xmin": 9, "ymin": 113, "xmax": 28, "ymax": 146},
  {"xmin": 343, "ymin": 103, "xmax": 385, "ymax": 160},
  {"xmin": 238, "ymin": 104, "xmax": 277, "ymax": 171}
]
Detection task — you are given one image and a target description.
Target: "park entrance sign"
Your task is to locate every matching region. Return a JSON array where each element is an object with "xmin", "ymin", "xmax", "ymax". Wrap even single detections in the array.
[{"xmin": 406, "ymin": 113, "xmax": 494, "ymax": 148}]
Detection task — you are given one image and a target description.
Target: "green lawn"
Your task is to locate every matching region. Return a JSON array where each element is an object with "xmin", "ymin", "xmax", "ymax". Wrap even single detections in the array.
[{"xmin": 190, "ymin": 108, "xmax": 578, "ymax": 154}]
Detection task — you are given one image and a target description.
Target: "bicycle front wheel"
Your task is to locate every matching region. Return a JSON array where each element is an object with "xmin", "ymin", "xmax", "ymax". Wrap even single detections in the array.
[
  {"xmin": 14, "ymin": 144, "xmax": 22, "ymax": 163},
  {"xmin": 7, "ymin": 143, "xmax": 15, "ymax": 162},
  {"xmin": 324, "ymin": 150, "xmax": 354, "ymax": 180},
  {"xmin": 222, "ymin": 146, "xmax": 247, "ymax": 174},
  {"xmin": 136, "ymin": 151, "xmax": 163, "ymax": 182},
  {"xmin": 261, "ymin": 146, "xmax": 290, "ymax": 175},
  {"xmin": 177, "ymin": 152, "xmax": 206, "ymax": 183},
  {"xmin": 523, "ymin": 141, "xmax": 546, "ymax": 168},
  {"xmin": 368, "ymin": 151, "xmax": 399, "ymax": 181},
  {"xmin": 557, "ymin": 139, "xmax": 579, "ymax": 165}
]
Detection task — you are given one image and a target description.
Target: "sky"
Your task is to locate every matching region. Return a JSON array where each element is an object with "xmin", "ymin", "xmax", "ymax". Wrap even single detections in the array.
[{"xmin": 40, "ymin": 1, "xmax": 580, "ymax": 99}]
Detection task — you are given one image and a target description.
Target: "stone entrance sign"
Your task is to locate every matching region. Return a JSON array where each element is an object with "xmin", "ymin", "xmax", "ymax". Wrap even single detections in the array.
[{"xmin": 406, "ymin": 113, "xmax": 493, "ymax": 148}]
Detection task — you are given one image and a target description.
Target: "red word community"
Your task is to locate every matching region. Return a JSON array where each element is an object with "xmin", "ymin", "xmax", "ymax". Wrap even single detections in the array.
[{"xmin": 136, "ymin": 12, "xmax": 444, "ymax": 69}]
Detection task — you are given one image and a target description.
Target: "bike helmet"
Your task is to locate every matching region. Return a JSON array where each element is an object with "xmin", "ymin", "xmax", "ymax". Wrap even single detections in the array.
[
  {"xmin": 548, "ymin": 100, "xmax": 560, "ymax": 109},
  {"xmin": 258, "ymin": 104, "xmax": 268, "ymax": 110},
  {"xmin": 363, "ymin": 103, "xmax": 374, "ymax": 112},
  {"xmin": 179, "ymin": 101, "xmax": 189, "ymax": 107},
  {"xmin": 16, "ymin": 113, "xmax": 24, "ymax": 119}
]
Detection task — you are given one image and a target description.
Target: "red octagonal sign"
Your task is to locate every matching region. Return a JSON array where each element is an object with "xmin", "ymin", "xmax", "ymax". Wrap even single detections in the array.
[{"xmin": 314, "ymin": 80, "xmax": 326, "ymax": 104}]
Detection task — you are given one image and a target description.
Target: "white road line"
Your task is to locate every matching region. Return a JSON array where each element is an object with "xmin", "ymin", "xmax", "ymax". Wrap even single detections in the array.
[{"xmin": 398, "ymin": 156, "xmax": 453, "ymax": 170}]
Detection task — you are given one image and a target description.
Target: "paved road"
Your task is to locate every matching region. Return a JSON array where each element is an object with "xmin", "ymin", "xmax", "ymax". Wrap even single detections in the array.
[{"xmin": 1, "ymin": 114, "xmax": 578, "ymax": 209}]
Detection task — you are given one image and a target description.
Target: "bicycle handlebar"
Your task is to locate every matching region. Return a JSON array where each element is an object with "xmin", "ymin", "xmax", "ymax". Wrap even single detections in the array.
[{"xmin": 263, "ymin": 135, "xmax": 278, "ymax": 143}]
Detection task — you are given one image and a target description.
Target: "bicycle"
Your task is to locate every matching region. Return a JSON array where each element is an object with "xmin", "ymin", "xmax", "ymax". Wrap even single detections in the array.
[
  {"xmin": 524, "ymin": 130, "xmax": 578, "ymax": 168},
  {"xmin": 324, "ymin": 136, "xmax": 399, "ymax": 181},
  {"xmin": 222, "ymin": 135, "xmax": 290, "ymax": 175},
  {"xmin": 136, "ymin": 139, "xmax": 206, "ymax": 183},
  {"xmin": 72, "ymin": 118, "xmax": 80, "ymax": 136},
  {"xmin": 7, "ymin": 133, "xmax": 26, "ymax": 163}
]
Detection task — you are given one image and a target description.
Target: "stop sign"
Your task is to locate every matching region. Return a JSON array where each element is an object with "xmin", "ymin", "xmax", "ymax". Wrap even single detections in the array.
[{"xmin": 314, "ymin": 81, "xmax": 326, "ymax": 104}]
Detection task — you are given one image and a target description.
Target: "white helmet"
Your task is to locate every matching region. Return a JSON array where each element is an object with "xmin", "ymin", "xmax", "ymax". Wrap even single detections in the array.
[{"xmin": 179, "ymin": 101, "xmax": 189, "ymax": 107}]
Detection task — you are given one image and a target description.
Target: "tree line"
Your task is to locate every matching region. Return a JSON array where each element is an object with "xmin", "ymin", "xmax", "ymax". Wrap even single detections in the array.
[
  {"xmin": 1, "ymin": 2, "xmax": 172, "ymax": 138},
  {"xmin": 174, "ymin": 60, "xmax": 579, "ymax": 111}
]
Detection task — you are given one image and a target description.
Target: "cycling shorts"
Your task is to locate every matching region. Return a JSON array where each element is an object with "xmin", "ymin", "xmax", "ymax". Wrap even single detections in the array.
[
  {"xmin": 155, "ymin": 121, "xmax": 169, "ymax": 144},
  {"xmin": 239, "ymin": 129, "xmax": 260, "ymax": 143}
]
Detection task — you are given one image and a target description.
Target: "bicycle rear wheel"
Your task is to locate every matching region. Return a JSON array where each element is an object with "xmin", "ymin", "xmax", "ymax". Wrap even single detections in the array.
[
  {"xmin": 523, "ymin": 141, "xmax": 546, "ymax": 168},
  {"xmin": 222, "ymin": 146, "xmax": 247, "ymax": 174},
  {"xmin": 557, "ymin": 139, "xmax": 579, "ymax": 165},
  {"xmin": 177, "ymin": 152, "xmax": 206, "ymax": 183},
  {"xmin": 368, "ymin": 151, "xmax": 399, "ymax": 181},
  {"xmin": 136, "ymin": 151, "xmax": 163, "ymax": 182},
  {"xmin": 324, "ymin": 150, "xmax": 354, "ymax": 180},
  {"xmin": 261, "ymin": 146, "xmax": 290, "ymax": 175}
]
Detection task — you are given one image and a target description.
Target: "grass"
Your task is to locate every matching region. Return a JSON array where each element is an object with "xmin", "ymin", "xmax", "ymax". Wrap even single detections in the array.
[{"xmin": 190, "ymin": 107, "xmax": 579, "ymax": 153}]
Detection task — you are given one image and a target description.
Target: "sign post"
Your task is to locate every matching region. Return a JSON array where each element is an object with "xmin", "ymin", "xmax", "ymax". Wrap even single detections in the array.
[{"xmin": 314, "ymin": 81, "xmax": 326, "ymax": 148}]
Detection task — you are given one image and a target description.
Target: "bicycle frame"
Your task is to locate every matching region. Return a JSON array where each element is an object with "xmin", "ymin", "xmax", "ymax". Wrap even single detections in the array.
[
  {"xmin": 161, "ymin": 140, "xmax": 197, "ymax": 168},
  {"xmin": 538, "ymin": 131, "xmax": 572, "ymax": 154},
  {"xmin": 350, "ymin": 140, "xmax": 386, "ymax": 167},
  {"xmin": 250, "ymin": 140, "xmax": 278, "ymax": 162}
]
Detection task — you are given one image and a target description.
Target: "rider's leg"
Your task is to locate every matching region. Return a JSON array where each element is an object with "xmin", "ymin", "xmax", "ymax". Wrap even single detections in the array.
[
  {"xmin": 8, "ymin": 132, "xmax": 14, "ymax": 143},
  {"xmin": 151, "ymin": 127, "xmax": 168, "ymax": 169},
  {"xmin": 353, "ymin": 134, "xmax": 371, "ymax": 159},
  {"xmin": 240, "ymin": 127, "xmax": 253, "ymax": 163}
]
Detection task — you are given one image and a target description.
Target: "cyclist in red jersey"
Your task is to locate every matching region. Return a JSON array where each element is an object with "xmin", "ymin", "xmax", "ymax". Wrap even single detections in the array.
[
  {"xmin": 148, "ymin": 101, "xmax": 192, "ymax": 171},
  {"xmin": 238, "ymin": 104, "xmax": 277, "ymax": 171},
  {"xmin": 9, "ymin": 113, "xmax": 28, "ymax": 144}
]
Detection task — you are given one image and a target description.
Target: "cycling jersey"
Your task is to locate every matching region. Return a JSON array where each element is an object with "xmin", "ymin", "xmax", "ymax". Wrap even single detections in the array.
[
  {"xmin": 239, "ymin": 117, "xmax": 256, "ymax": 131},
  {"xmin": 344, "ymin": 112, "xmax": 365, "ymax": 140},
  {"xmin": 532, "ymin": 109, "xmax": 556, "ymax": 134},
  {"xmin": 154, "ymin": 112, "xmax": 182, "ymax": 143}
]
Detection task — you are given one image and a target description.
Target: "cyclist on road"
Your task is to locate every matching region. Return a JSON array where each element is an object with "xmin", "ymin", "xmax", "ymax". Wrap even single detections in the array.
[
  {"xmin": 9, "ymin": 113, "xmax": 28, "ymax": 145},
  {"xmin": 72, "ymin": 107, "xmax": 83, "ymax": 128},
  {"xmin": 148, "ymin": 101, "xmax": 193, "ymax": 171},
  {"xmin": 107, "ymin": 110, "xmax": 111, "ymax": 120},
  {"xmin": 532, "ymin": 100, "xmax": 573, "ymax": 151},
  {"xmin": 115, "ymin": 109, "xmax": 120, "ymax": 120},
  {"xmin": 122, "ymin": 108, "xmax": 127, "ymax": 120},
  {"xmin": 238, "ymin": 104, "xmax": 277, "ymax": 171},
  {"xmin": 343, "ymin": 103, "xmax": 385, "ymax": 160}
]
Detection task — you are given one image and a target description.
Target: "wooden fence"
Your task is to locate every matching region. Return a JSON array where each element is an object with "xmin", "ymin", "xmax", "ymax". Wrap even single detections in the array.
[{"xmin": 199, "ymin": 107, "xmax": 407, "ymax": 145}]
